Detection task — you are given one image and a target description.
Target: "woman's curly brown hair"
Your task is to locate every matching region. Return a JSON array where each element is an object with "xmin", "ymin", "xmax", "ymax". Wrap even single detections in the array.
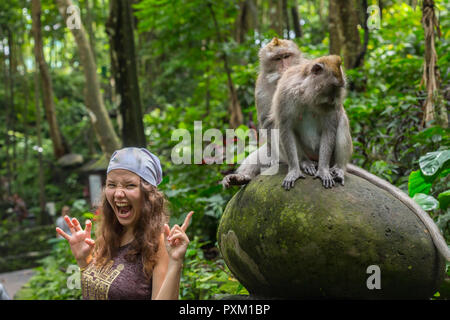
[{"xmin": 93, "ymin": 180, "xmax": 169, "ymax": 280}]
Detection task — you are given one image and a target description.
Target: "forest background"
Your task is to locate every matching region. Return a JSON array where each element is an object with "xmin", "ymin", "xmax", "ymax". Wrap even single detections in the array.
[{"xmin": 0, "ymin": 0, "xmax": 449, "ymax": 299}]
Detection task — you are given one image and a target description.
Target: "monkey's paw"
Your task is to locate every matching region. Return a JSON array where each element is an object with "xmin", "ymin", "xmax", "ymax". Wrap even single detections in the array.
[
  {"xmin": 300, "ymin": 160, "xmax": 317, "ymax": 176},
  {"xmin": 330, "ymin": 167, "xmax": 345, "ymax": 186},
  {"xmin": 221, "ymin": 174, "xmax": 252, "ymax": 189},
  {"xmin": 314, "ymin": 169, "xmax": 335, "ymax": 189},
  {"xmin": 282, "ymin": 169, "xmax": 306, "ymax": 191}
]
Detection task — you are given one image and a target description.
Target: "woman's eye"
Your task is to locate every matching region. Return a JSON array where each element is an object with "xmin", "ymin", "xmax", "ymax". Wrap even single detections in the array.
[
  {"xmin": 107, "ymin": 184, "xmax": 116, "ymax": 188},
  {"xmin": 127, "ymin": 184, "xmax": 136, "ymax": 189}
]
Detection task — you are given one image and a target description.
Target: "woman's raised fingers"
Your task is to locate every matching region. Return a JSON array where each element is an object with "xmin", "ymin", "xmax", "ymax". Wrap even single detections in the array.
[
  {"xmin": 56, "ymin": 227, "xmax": 71, "ymax": 241},
  {"xmin": 71, "ymin": 217, "xmax": 82, "ymax": 232},
  {"xmin": 167, "ymin": 228, "xmax": 182, "ymax": 240},
  {"xmin": 84, "ymin": 220, "xmax": 92, "ymax": 238},
  {"xmin": 64, "ymin": 215, "xmax": 75, "ymax": 232},
  {"xmin": 181, "ymin": 211, "xmax": 194, "ymax": 232},
  {"xmin": 167, "ymin": 232, "xmax": 188, "ymax": 246}
]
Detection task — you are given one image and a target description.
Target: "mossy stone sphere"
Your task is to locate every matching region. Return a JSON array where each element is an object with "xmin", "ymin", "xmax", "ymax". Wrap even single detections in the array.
[{"xmin": 218, "ymin": 165, "xmax": 445, "ymax": 299}]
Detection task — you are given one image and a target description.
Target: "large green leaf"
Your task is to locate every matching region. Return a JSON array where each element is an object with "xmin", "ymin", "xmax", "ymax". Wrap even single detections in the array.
[
  {"xmin": 439, "ymin": 168, "xmax": 450, "ymax": 179},
  {"xmin": 419, "ymin": 150, "xmax": 450, "ymax": 176},
  {"xmin": 412, "ymin": 193, "xmax": 439, "ymax": 211},
  {"xmin": 438, "ymin": 190, "xmax": 450, "ymax": 211},
  {"xmin": 408, "ymin": 170, "xmax": 432, "ymax": 197}
]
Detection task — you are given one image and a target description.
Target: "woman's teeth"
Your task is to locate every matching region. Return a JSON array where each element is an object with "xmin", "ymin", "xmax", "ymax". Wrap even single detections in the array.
[
  {"xmin": 116, "ymin": 202, "xmax": 130, "ymax": 207},
  {"xmin": 116, "ymin": 203, "xmax": 132, "ymax": 217}
]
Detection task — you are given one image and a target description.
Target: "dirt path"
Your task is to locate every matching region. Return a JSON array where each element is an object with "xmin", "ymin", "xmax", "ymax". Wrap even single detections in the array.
[{"xmin": 0, "ymin": 269, "xmax": 34, "ymax": 299}]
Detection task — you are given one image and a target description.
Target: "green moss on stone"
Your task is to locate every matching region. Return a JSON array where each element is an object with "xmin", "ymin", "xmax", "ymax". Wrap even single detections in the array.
[{"xmin": 218, "ymin": 165, "xmax": 446, "ymax": 299}]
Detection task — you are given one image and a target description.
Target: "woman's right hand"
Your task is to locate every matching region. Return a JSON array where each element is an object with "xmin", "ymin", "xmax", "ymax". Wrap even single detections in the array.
[{"xmin": 56, "ymin": 216, "xmax": 95, "ymax": 268}]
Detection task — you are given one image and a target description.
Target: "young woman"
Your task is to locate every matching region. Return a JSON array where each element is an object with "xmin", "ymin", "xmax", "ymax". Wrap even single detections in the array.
[{"xmin": 56, "ymin": 147, "xmax": 193, "ymax": 300}]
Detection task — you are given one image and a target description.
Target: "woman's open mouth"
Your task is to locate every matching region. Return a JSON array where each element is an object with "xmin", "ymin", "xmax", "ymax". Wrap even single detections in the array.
[{"xmin": 116, "ymin": 202, "xmax": 133, "ymax": 219}]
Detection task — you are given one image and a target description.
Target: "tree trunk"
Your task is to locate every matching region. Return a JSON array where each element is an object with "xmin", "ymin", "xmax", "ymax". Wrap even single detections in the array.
[
  {"xmin": 328, "ymin": 0, "xmax": 342, "ymax": 56},
  {"xmin": 106, "ymin": 0, "xmax": 146, "ymax": 147},
  {"xmin": 16, "ymin": 34, "xmax": 29, "ymax": 162},
  {"xmin": 84, "ymin": 0, "xmax": 97, "ymax": 63},
  {"xmin": 282, "ymin": 0, "xmax": 290, "ymax": 39},
  {"xmin": 354, "ymin": 0, "xmax": 369, "ymax": 69},
  {"xmin": 291, "ymin": 0, "xmax": 302, "ymax": 38},
  {"xmin": 55, "ymin": 0, "xmax": 121, "ymax": 157},
  {"xmin": 247, "ymin": 0, "xmax": 258, "ymax": 35},
  {"xmin": 328, "ymin": 0, "xmax": 361, "ymax": 70},
  {"xmin": 379, "ymin": 0, "xmax": 384, "ymax": 20},
  {"xmin": 19, "ymin": 50, "xmax": 30, "ymax": 162},
  {"xmin": 318, "ymin": 0, "xmax": 325, "ymax": 25},
  {"xmin": 338, "ymin": 0, "xmax": 361, "ymax": 69},
  {"xmin": 268, "ymin": 0, "xmax": 283, "ymax": 36},
  {"xmin": 235, "ymin": 0, "xmax": 258, "ymax": 44},
  {"xmin": 421, "ymin": 0, "xmax": 447, "ymax": 127},
  {"xmin": 208, "ymin": 3, "xmax": 243, "ymax": 129},
  {"xmin": 2, "ymin": 31, "xmax": 12, "ymax": 196},
  {"xmin": 259, "ymin": 0, "xmax": 265, "ymax": 40},
  {"xmin": 6, "ymin": 27, "xmax": 17, "ymax": 177},
  {"xmin": 235, "ymin": 0, "xmax": 248, "ymax": 44},
  {"xmin": 33, "ymin": 69, "xmax": 47, "ymax": 225},
  {"xmin": 32, "ymin": 0, "xmax": 70, "ymax": 159}
]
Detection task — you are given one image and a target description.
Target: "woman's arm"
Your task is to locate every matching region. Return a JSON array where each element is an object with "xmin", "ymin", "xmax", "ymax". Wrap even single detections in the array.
[
  {"xmin": 152, "ymin": 212, "xmax": 193, "ymax": 300},
  {"xmin": 151, "ymin": 234, "xmax": 182, "ymax": 300}
]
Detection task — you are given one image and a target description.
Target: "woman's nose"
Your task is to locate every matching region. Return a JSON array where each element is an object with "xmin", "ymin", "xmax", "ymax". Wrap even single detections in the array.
[{"xmin": 114, "ymin": 188, "xmax": 126, "ymax": 198}]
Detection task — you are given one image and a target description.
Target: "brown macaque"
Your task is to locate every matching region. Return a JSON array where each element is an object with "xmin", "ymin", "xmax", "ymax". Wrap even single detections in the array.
[
  {"xmin": 222, "ymin": 54, "xmax": 450, "ymax": 261},
  {"xmin": 270, "ymin": 55, "xmax": 352, "ymax": 190},
  {"xmin": 255, "ymin": 37, "xmax": 304, "ymax": 130},
  {"xmin": 221, "ymin": 38, "xmax": 304, "ymax": 188}
]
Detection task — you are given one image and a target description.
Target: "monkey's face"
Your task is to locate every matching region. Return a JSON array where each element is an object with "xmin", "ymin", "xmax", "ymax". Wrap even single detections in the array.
[
  {"xmin": 267, "ymin": 51, "xmax": 296, "ymax": 75},
  {"xmin": 259, "ymin": 39, "xmax": 302, "ymax": 75},
  {"xmin": 307, "ymin": 56, "xmax": 346, "ymax": 98}
]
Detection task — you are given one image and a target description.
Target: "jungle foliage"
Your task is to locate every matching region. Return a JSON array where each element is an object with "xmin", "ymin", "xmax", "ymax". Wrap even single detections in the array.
[{"xmin": 0, "ymin": 0, "xmax": 448, "ymax": 299}]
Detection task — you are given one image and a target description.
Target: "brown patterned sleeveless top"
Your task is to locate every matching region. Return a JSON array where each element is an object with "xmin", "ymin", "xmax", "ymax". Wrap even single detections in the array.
[{"xmin": 81, "ymin": 243, "xmax": 152, "ymax": 300}]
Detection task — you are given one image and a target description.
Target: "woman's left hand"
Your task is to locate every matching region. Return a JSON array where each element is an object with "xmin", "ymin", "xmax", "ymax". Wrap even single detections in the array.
[{"xmin": 163, "ymin": 211, "xmax": 193, "ymax": 262}]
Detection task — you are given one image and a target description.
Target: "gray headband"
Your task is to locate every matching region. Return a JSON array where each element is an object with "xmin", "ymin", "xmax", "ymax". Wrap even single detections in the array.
[{"xmin": 107, "ymin": 147, "xmax": 163, "ymax": 186}]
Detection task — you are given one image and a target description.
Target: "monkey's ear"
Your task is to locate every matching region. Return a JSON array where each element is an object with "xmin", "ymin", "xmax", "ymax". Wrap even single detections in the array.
[
  {"xmin": 271, "ymin": 37, "xmax": 280, "ymax": 46},
  {"xmin": 332, "ymin": 55, "xmax": 342, "ymax": 67},
  {"xmin": 311, "ymin": 63, "xmax": 323, "ymax": 75}
]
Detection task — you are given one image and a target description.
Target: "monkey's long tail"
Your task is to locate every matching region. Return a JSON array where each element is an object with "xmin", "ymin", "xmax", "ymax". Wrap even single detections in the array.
[{"xmin": 347, "ymin": 163, "xmax": 450, "ymax": 262}]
